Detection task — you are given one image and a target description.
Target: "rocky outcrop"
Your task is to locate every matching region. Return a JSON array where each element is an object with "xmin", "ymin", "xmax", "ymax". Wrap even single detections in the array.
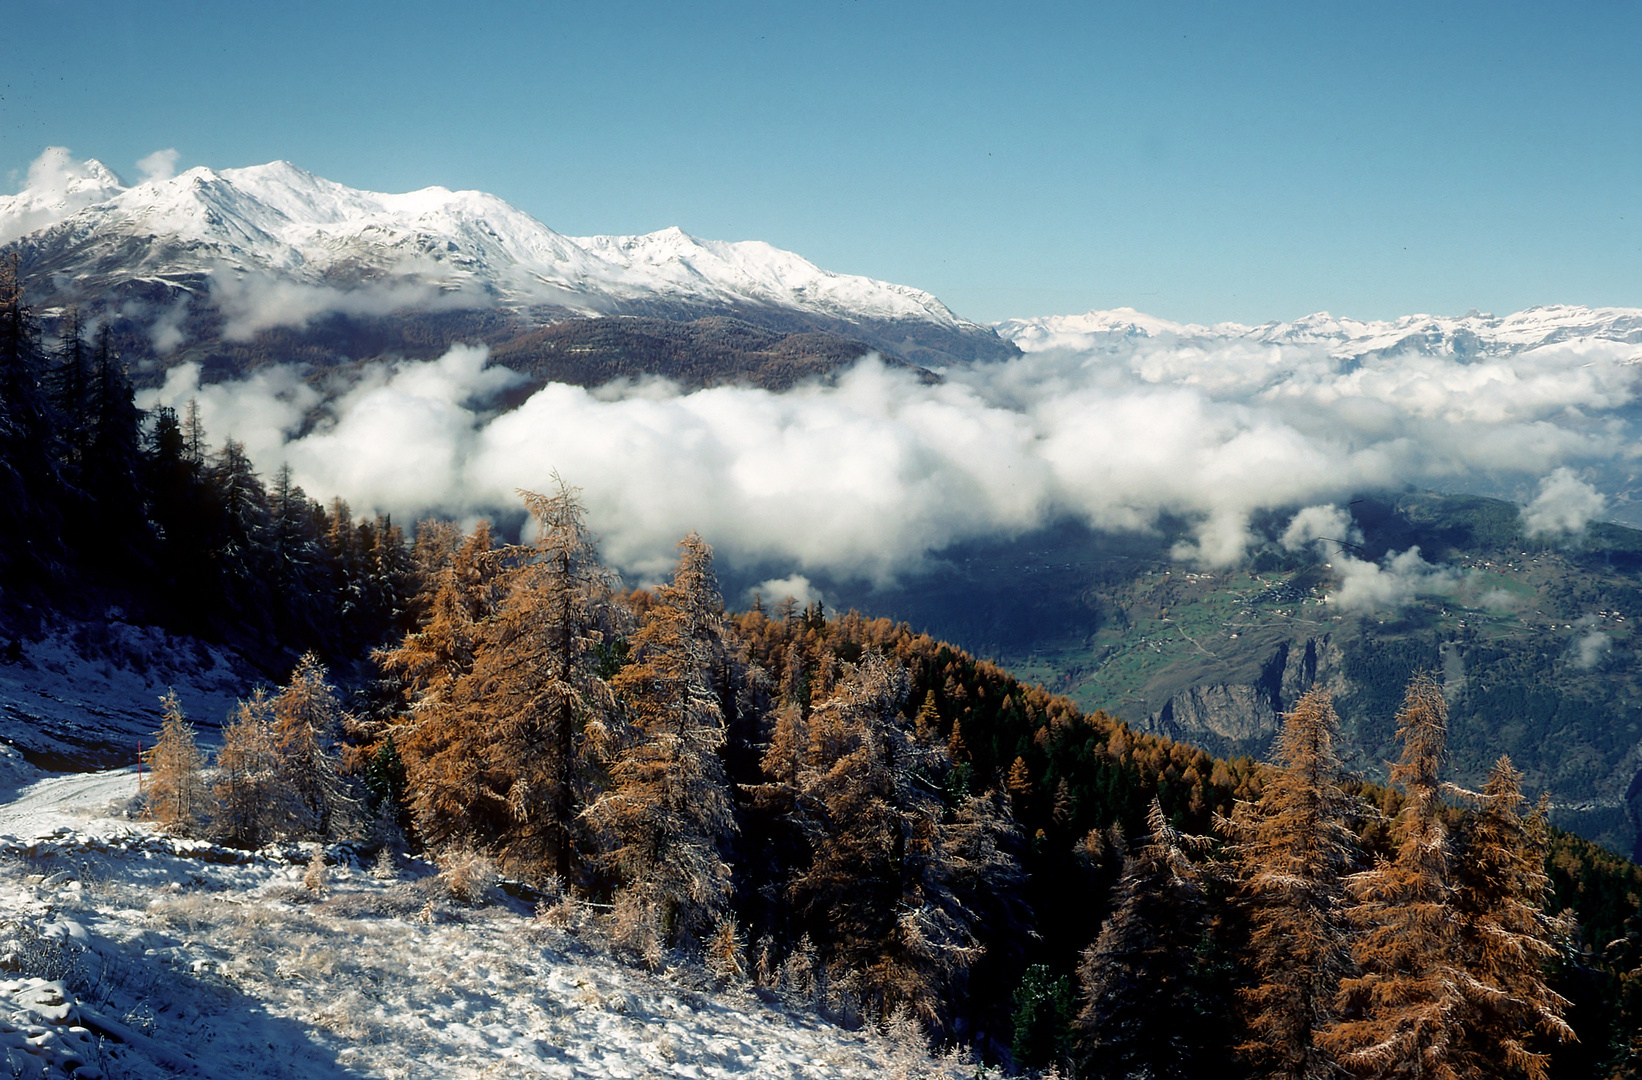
[{"xmin": 1143, "ymin": 635, "xmax": 1345, "ymax": 759}]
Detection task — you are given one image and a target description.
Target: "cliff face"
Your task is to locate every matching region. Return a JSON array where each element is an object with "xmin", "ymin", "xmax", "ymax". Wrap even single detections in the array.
[{"xmin": 1141, "ymin": 635, "xmax": 1347, "ymax": 759}]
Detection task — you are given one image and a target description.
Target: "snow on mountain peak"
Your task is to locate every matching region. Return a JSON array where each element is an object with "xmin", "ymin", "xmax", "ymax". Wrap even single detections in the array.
[
  {"xmin": 4, "ymin": 148, "xmax": 991, "ymax": 341},
  {"xmin": 0, "ymin": 148, "xmax": 125, "ymax": 245},
  {"xmin": 997, "ymin": 303, "xmax": 1642, "ymax": 361}
]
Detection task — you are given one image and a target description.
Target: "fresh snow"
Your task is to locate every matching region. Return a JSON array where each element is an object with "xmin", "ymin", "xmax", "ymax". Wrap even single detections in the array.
[
  {"xmin": 996, "ymin": 303, "xmax": 1642, "ymax": 364},
  {"xmin": 0, "ymin": 629, "xmax": 989, "ymax": 1079},
  {"xmin": 0, "ymin": 766, "xmax": 985, "ymax": 1080},
  {"xmin": 0, "ymin": 624, "xmax": 245, "ymax": 771},
  {"xmin": 2, "ymin": 158, "xmax": 980, "ymax": 333}
]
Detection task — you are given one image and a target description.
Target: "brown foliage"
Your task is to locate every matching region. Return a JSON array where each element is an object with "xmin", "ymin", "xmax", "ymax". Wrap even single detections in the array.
[
  {"xmin": 585, "ymin": 534, "xmax": 738, "ymax": 956},
  {"xmin": 143, "ymin": 690, "xmax": 206, "ymax": 835},
  {"xmin": 1229, "ymin": 688, "xmax": 1358, "ymax": 1080},
  {"xmin": 386, "ymin": 480, "xmax": 621, "ymax": 883}
]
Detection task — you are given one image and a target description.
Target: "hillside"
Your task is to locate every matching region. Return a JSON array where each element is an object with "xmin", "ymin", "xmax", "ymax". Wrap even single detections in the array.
[
  {"xmin": 807, "ymin": 492, "xmax": 1642, "ymax": 860},
  {"xmin": 0, "ymin": 765, "xmax": 973, "ymax": 1080}
]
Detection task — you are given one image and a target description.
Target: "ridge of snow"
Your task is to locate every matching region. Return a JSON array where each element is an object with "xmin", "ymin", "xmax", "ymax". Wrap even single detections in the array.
[
  {"xmin": 997, "ymin": 303, "xmax": 1642, "ymax": 360},
  {"xmin": 0, "ymin": 155, "xmax": 125, "ymax": 245},
  {"xmin": 6, "ymin": 157, "xmax": 987, "ymax": 332}
]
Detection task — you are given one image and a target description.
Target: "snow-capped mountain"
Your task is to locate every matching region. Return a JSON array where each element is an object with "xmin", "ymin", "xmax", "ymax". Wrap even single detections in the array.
[
  {"xmin": 1, "ymin": 157, "xmax": 1013, "ymax": 365},
  {"xmin": 996, "ymin": 304, "xmax": 1642, "ymax": 361}
]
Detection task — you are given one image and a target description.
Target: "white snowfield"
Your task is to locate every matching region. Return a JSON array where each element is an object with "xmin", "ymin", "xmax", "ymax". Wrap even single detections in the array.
[
  {"xmin": 0, "ymin": 766, "xmax": 986, "ymax": 1080},
  {"xmin": 0, "ymin": 156, "xmax": 977, "ymax": 333}
]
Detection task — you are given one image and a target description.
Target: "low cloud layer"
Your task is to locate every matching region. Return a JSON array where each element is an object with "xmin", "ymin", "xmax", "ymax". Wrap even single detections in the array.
[
  {"xmin": 1327, "ymin": 548, "xmax": 1459, "ymax": 613},
  {"xmin": 135, "ymin": 312, "xmax": 1642, "ymax": 585},
  {"xmin": 209, "ymin": 270, "xmax": 483, "ymax": 341},
  {"xmin": 1522, "ymin": 467, "xmax": 1606, "ymax": 538}
]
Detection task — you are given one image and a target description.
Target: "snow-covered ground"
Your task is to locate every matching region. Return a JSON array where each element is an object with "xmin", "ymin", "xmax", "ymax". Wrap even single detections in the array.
[
  {"xmin": 0, "ymin": 766, "xmax": 991, "ymax": 1080},
  {"xmin": 0, "ymin": 623, "xmax": 246, "ymax": 772}
]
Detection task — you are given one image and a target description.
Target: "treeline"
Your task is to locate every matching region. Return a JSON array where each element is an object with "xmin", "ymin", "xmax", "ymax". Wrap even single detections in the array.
[
  {"xmin": 142, "ymin": 487, "xmax": 1642, "ymax": 1078},
  {"xmin": 0, "ymin": 256, "xmax": 414, "ymax": 665}
]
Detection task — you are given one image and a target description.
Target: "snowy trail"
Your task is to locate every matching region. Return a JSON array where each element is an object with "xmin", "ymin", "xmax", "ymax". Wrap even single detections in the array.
[{"xmin": 0, "ymin": 766, "xmax": 137, "ymax": 838}]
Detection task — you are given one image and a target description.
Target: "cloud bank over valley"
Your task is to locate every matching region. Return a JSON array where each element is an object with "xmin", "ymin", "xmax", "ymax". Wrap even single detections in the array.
[{"xmin": 137, "ymin": 309, "xmax": 1642, "ymax": 595}]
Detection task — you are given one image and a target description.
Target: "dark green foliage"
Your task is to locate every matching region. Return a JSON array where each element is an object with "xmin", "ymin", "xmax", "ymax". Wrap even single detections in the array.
[
  {"xmin": 1011, "ymin": 963, "xmax": 1076, "ymax": 1072},
  {"xmin": 0, "ymin": 266, "xmax": 414, "ymax": 671},
  {"xmin": 364, "ymin": 735, "xmax": 408, "ymax": 820}
]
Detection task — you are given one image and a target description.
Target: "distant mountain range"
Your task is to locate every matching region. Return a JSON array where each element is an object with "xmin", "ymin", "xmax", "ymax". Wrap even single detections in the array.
[
  {"xmin": 0, "ymin": 158, "xmax": 1016, "ymax": 384},
  {"xmin": 997, "ymin": 304, "xmax": 1642, "ymax": 361}
]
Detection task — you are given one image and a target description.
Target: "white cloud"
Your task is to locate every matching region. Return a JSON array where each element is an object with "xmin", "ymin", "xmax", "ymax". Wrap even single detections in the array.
[
  {"xmin": 751, "ymin": 575, "xmax": 823, "ymax": 609},
  {"xmin": 1281, "ymin": 504, "xmax": 1362, "ymax": 555},
  {"xmin": 1326, "ymin": 547, "xmax": 1459, "ymax": 613},
  {"xmin": 208, "ymin": 269, "xmax": 481, "ymax": 341},
  {"xmin": 1573, "ymin": 629, "xmax": 1611, "ymax": 669},
  {"xmin": 140, "ymin": 304, "xmax": 1642, "ymax": 585},
  {"xmin": 135, "ymin": 148, "xmax": 180, "ymax": 183},
  {"xmin": 0, "ymin": 147, "xmax": 125, "ymax": 244},
  {"xmin": 1522, "ymin": 467, "xmax": 1606, "ymax": 537}
]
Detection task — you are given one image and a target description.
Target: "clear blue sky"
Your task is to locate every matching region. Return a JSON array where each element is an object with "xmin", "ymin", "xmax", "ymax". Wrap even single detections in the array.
[{"xmin": 4, "ymin": 1, "xmax": 1639, "ymax": 325}]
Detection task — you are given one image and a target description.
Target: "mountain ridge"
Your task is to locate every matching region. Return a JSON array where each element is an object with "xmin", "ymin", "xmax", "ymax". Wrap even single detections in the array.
[
  {"xmin": 996, "ymin": 303, "xmax": 1642, "ymax": 361},
  {"xmin": 1, "ymin": 156, "xmax": 1016, "ymax": 375}
]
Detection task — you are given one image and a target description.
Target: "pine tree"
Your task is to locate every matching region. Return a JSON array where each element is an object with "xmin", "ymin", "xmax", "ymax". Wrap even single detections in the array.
[
  {"xmin": 271, "ymin": 653, "xmax": 351, "ymax": 838},
  {"xmin": 0, "ymin": 253, "xmax": 66, "ymax": 590},
  {"xmin": 1322, "ymin": 673, "xmax": 1464, "ymax": 1079},
  {"xmin": 586, "ymin": 534, "xmax": 738, "ymax": 959},
  {"xmin": 1449, "ymin": 756, "xmax": 1575, "ymax": 1079},
  {"xmin": 144, "ymin": 691, "xmax": 206, "ymax": 836},
  {"xmin": 1229, "ymin": 687, "xmax": 1359, "ymax": 1080},
  {"xmin": 212, "ymin": 689, "xmax": 281, "ymax": 848},
  {"xmin": 1074, "ymin": 797, "xmax": 1216, "ymax": 1080},
  {"xmin": 268, "ymin": 464, "xmax": 324, "ymax": 634},
  {"xmin": 82, "ymin": 324, "xmax": 147, "ymax": 573},
  {"xmin": 47, "ymin": 306, "xmax": 90, "ymax": 472}
]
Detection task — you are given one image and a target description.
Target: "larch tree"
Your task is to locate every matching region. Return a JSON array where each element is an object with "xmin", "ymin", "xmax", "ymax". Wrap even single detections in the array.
[
  {"xmin": 144, "ymin": 690, "xmax": 207, "ymax": 836},
  {"xmin": 585, "ymin": 533, "xmax": 738, "ymax": 961},
  {"xmin": 1229, "ymin": 687, "xmax": 1359, "ymax": 1080},
  {"xmin": 1322, "ymin": 673, "xmax": 1465, "ymax": 1080},
  {"xmin": 271, "ymin": 653, "xmax": 351, "ymax": 839},
  {"xmin": 378, "ymin": 520, "xmax": 498, "ymax": 709},
  {"xmin": 766, "ymin": 649, "xmax": 1022, "ymax": 1028},
  {"xmin": 212, "ymin": 689, "xmax": 281, "ymax": 848},
  {"xmin": 1075, "ymin": 797, "xmax": 1216, "ymax": 1080},
  {"xmin": 1449, "ymin": 756, "xmax": 1575, "ymax": 1080},
  {"xmin": 391, "ymin": 481, "xmax": 620, "ymax": 884}
]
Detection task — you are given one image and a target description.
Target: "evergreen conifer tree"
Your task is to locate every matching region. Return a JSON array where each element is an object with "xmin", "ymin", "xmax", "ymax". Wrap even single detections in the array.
[
  {"xmin": 0, "ymin": 253, "xmax": 66, "ymax": 589},
  {"xmin": 82, "ymin": 324, "xmax": 147, "ymax": 572},
  {"xmin": 47, "ymin": 306, "xmax": 90, "ymax": 472},
  {"xmin": 1074, "ymin": 797, "xmax": 1216, "ymax": 1080}
]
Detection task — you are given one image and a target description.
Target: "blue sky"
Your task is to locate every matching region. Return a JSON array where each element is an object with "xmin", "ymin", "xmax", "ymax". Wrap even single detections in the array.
[{"xmin": 3, "ymin": 1, "xmax": 1639, "ymax": 325}]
